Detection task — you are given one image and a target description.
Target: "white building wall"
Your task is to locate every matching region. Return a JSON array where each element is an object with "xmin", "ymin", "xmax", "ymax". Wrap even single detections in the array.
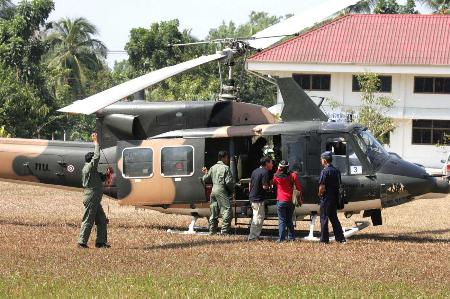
[{"xmin": 276, "ymin": 71, "xmax": 450, "ymax": 168}]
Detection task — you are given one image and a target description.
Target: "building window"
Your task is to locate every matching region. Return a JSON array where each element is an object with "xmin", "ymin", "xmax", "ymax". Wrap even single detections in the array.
[
  {"xmin": 161, "ymin": 146, "xmax": 194, "ymax": 177},
  {"xmin": 412, "ymin": 120, "xmax": 450, "ymax": 145},
  {"xmin": 414, "ymin": 77, "xmax": 450, "ymax": 94},
  {"xmin": 352, "ymin": 75, "xmax": 392, "ymax": 92},
  {"xmin": 292, "ymin": 74, "xmax": 331, "ymax": 91},
  {"xmin": 122, "ymin": 148, "xmax": 153, "ymax": 178}
]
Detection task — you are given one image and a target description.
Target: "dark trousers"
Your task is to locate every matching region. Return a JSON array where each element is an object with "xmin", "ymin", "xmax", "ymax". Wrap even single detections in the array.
[
  {"xmin": 277, "ymin": 201, "xmax": 295, "ymax": 241},
  {"xmin": 320, "ymin": 199, "xmax": 345, "ymax": 243}
]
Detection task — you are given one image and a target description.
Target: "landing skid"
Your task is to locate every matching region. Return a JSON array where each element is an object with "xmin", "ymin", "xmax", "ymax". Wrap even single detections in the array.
[
  {"xmin": 166, "ymin": 215, "xmax": 371, "ymax": 241},
  {"xmin": 303, "ymin": 215, "xmax": 370, "ymax": 242},
  {"xmin": 166, "ymin": 215, "xmax": 209, "ymax": 235}
]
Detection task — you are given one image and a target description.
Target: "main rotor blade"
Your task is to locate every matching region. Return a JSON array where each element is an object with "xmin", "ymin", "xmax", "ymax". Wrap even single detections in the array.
[
  {"xmin": 248, "ymin": 0, "xmax": 360, "ymax": 50},
  {"xmin": 58, "ymin": 52, "xmax": 227, "ymax": 115}
]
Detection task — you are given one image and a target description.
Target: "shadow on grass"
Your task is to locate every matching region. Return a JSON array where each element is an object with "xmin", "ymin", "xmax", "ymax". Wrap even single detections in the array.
[
  {"xmin": 353, "ymin": 233, "xmax": 450, "ymax": 244},
  {"xmin": 134, "ymin": 238, "xmax": 245, "ymax": 251}
]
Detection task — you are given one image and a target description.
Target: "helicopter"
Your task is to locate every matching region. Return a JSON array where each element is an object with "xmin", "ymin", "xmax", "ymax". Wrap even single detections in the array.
[{"xmin": 0, "ymin": 0, "xmax": 448, "ymax": 241}]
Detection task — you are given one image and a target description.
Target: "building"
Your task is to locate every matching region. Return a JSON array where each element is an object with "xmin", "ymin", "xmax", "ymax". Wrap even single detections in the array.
[{"xmin": 247, "ymin": 14, "xmax": 450, "ymax": 168}]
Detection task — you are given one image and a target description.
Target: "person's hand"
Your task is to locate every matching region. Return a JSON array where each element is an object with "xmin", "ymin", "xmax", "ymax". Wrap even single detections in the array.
[
  {"xmin": 202, "ymin": 167, "xmax": 208, "ymax": 174},
  {"xmin": 91, "ymin": 133, "xmax": 98, "ymax": 143}
]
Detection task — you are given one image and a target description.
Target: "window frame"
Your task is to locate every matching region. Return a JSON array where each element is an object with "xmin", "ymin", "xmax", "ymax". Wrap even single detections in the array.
[
  {"xmin": 160, "ymin": 145, "xmax": 195, "ymax": 178},
  {"xmin": 352, "ymin": 75, "xmax": 392, "ymax": 93},
  {"xmin": 121, "ymin": 147, "xmax": 154, "ymax": 179},
  {"xmin": 292, "ymin": 74, "xmax": 331, "ymax": 91},
  {"xmin": 414, "ymin": 77, "xmax": 450, "ymax": 94}
]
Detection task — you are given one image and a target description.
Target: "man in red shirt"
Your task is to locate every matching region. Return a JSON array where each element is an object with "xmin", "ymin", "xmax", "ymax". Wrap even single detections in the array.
[{"xmin": 273, "ymin": 160, "xmax": 303, "ymax": 242}]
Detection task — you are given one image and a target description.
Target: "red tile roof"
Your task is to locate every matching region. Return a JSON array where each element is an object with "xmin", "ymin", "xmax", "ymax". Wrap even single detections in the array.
[{"xmin": 248, "ymin": 14, "xmax": 450, "ymax": 66}]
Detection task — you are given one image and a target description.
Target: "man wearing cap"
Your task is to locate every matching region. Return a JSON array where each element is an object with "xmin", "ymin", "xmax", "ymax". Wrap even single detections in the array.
[{"xmin": 318, "ymin": 151, "xmax": 346, "ymax": 243}]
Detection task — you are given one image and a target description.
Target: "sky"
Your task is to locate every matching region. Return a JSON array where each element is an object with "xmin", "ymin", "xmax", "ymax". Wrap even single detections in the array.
[{"xmin": 18, "ymin": 0, "xmax": 428, "ymax": 67}]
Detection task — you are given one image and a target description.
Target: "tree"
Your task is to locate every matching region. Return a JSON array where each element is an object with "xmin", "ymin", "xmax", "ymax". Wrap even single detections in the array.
[
  {"xmin": 417, "ymin": 0, "xmax": 450, "ymax": 13},
  {"xmin": 0, "ymin": 0, "xmax": 14, "ymax": 20},
  {"xmin": 45, "ymin": 17, "xmax": 107, "ymax": 99},
  {"xmin": 402, "ymin": 0, "xmax": 419, "ymax": 13},
  {"xmin": 123, "ymin": 12, "xmax": 285, "ymax": 106},
  {"xmin": 374, "ymin": 0, "xmax": 401, "ymax": 14},
  {"xmin": 349, "ymin": 0, "xmax": 418, "ymax": 14},
  {"xmin": 354, "ymin": 73, "xmax": 396, "ymax": 143},
  {"xmin": 0, "ymin": 0, "xmax": 55, "ymax": 138}
]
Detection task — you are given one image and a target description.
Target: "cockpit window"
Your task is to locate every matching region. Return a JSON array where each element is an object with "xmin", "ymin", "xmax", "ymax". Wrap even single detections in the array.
[{"xmin": 353, "ymin": 129, "xmax": 389, "ymax": 169}]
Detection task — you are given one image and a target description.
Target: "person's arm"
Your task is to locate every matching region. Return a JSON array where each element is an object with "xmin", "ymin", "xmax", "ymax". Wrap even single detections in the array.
[
  {"xmin": 224, "ymin": 167, "xmax": 235, "ymax": 193},
  {"xmin": 262, "ymin": 171, "xmax": 270, "ymax": 190},
  {"xmin": 202, "ymin": 167, "xmax": 212, "ymax": 183},
  {"xmin": 318, "ymin": 171, "xmax": 326, "ymax": 197},
  {"xmin": 91, "ymin": 133, "xmax": 100, "ymax": 171},
  {"xmin": 291, "ymin": 172, "xmax": 301, "ymax": 191}
]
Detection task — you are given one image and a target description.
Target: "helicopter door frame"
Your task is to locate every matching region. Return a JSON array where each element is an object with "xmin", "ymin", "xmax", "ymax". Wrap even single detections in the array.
[{"xmin": 320, "ymin": 133, "xmax": 374, "ymax": 176}]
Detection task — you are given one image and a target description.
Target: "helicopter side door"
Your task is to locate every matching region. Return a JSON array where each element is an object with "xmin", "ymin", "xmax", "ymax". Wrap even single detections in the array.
[
  {"xmin": 282, "ymin": 134, "xmax": 321, "ymax": 204},
  {"xmin": 115, "ymin": 138, "xmax": 206, "ymax": 206},
  {"xmin": 321, "ymin": 134, "xmax": 378, "ymax": 206}
]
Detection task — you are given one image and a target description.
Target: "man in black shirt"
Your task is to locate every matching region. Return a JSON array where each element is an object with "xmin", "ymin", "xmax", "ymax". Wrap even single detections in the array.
[{"xmin": 248, "ymin": 156, "xmax": 273, "ymax": 241}]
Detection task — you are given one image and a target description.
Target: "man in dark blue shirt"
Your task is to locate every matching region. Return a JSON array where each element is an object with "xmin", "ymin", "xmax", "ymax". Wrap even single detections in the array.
[
  {"xmin": 318, "ymin": 151, "xmax": 346, "ymax": 244},
  {"xmin": 248, "ymin": 156, "xmax": 273, "ymax": 241}
]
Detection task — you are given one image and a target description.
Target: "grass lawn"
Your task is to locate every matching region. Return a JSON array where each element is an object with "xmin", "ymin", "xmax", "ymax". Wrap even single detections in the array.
[{"xmin": 0, "ymin": 182, "xmax": 449, "ymax": 298}]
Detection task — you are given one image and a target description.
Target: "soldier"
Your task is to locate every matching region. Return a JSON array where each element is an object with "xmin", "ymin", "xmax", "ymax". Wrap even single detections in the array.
[
  {"xmin": 77, "ymin": 133, "xmax": 110, "ymax": 249},
  {"xmin": 202, "ymin": 151, "xmax": 235, "ymax": 235},
  {"xmin": 318, "ymin": 151, "xmax": 346, "ymax": 244}
]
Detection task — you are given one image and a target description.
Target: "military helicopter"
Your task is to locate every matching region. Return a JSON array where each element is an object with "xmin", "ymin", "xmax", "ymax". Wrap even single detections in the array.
[{"xmin": 0, "ymin": 0, "xmax": 448, "ymax": 241}]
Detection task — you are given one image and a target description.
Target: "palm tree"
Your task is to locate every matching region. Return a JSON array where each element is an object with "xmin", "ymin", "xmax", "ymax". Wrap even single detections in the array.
[
  {"xmin": 45, "ymin": 17, "xmax": 107, "ymax": 94},
  {"xmin": 417, "ymin": 0, "xmax": 450, "ymax": 13}
]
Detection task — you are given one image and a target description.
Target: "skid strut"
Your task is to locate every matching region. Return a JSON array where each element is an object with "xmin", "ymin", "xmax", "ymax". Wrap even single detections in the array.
[{"xmin": 303, "ymin": 214, "xmax": 370, "ymax": 242}]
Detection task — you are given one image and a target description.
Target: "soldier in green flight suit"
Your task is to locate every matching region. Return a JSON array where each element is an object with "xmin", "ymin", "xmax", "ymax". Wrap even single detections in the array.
[
  {"xmin": 77, "ymin": 133, "xmax": 110, "ymax": 249},
  {"xmin": 202, "ymin": 151, "xmax": 235, "ymax": 235}
]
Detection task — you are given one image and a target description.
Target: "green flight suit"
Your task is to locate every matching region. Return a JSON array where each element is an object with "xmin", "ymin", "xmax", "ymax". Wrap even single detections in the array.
[
  {"xmin": 78, "ymin": 143, "xmax": 107, "ymax": 245},
  {"xmin": 203, "ymin": 161, "xmax": 235, "ymax": 234}
]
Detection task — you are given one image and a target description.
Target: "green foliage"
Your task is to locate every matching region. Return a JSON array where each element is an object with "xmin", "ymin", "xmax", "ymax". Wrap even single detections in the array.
[
  {"xmin": 374, "ymin": 0, "xmax": 401, "ymax": 14},
  {"xmin": 0, "ymin": 0, "xmax": 15, "ymax": 20},
  {"xmin": 0, "ymin": 125, "xmax": 10, "ymax": 137},
  {"xmin": 351, "ymin": 0, "xmax": 418, "ymax": 14},
  {"xmin": 45, "ymin": 17, "xmax": 108, "ymax": 99},
  {"xmin": 0, "ymin": 64, "xmax": 50, "ymax": 137},
  {"xmin": 125, "ymin": 12, "xmax": 282, "ymax": 106},
  {"xmin": 126, "ymin": 19, "xmax": 196, "ymax": 73},
  {"xmin": 0, "ymin": 0, "xmax": 55, "ymax": 138},
  {"xmin": 0, "ymin": 0, "xmax": 54, "ymax": 84},
  {"xmin": 417, "ymin": 0, "xmax": 450, "ymax": 13},
  {"xmin": 354, "ymin": 73, "xmax": 396, "ymax": 143}
]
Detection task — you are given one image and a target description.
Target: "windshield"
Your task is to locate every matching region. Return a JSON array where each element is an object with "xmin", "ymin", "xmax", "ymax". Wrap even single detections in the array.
[{"xmin": 353, "ymin": 129, "xmax": 390, "ymax": 169}]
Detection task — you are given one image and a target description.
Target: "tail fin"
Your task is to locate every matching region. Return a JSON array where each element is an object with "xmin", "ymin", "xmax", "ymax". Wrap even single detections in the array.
[{"xmin": 277, "ymin": 77, "xmax": 328, "ymax": 122}]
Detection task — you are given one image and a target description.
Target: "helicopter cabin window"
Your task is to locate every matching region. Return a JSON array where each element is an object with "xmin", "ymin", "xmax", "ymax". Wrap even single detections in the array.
[
  {"xmin": 122, "ymin": 147, "xmax": 153, "ymax": 178},
  {"xmin": 325, "ymin": 137, "xmax": 348, "ymax": 175},
  {"xmin": 353, "ymin": 130, "xmax": 389, "ymax": 170},
  {"xmin": 161, "ymin": 146, "xmax": 194, "ymax": 177},
  {"xmin": 292, "ymin": 74, "xmax": 331, "ymax": 91},
  {"xmin": 324, "ymin": 137, "xmax": 365, "ymax": 175}
]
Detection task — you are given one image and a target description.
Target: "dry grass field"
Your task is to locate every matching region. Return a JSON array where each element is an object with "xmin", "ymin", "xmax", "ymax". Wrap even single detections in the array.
[{"xmin": 0, "ymin": 181, "xmax": 449, "ymax": 298}]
